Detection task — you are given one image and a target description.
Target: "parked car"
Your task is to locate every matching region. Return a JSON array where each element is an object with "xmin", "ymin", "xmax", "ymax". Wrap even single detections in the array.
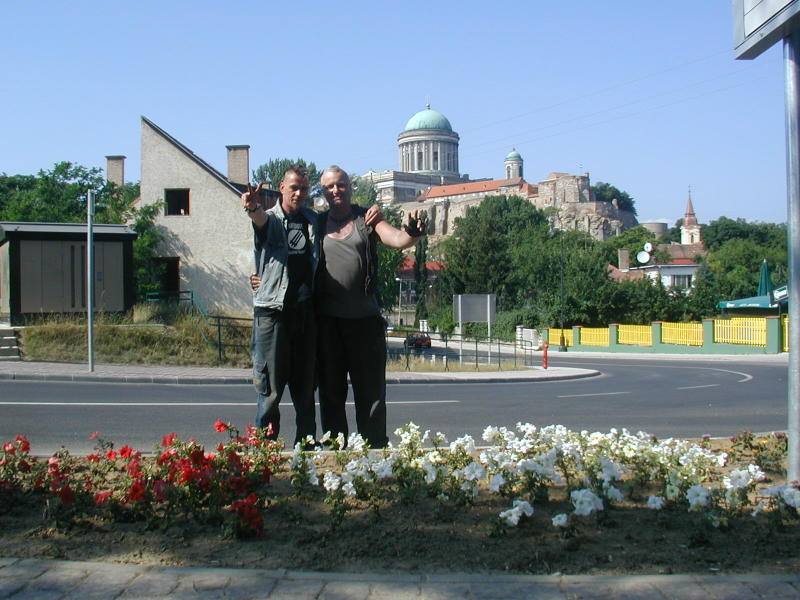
[{"xmin": 404, "ymin": 332, "xmax": 432, "ymax": 350}]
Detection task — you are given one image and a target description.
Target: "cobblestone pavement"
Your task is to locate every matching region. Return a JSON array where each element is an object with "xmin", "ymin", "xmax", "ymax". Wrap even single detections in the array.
[{"xmin": 1, "ymin": 558, "xmax": 799, "ymax": 599}]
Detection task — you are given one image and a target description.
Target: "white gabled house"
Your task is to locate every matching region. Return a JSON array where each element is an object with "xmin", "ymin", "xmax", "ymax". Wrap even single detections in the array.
[{"xmin": 137, "ymin": 117, "xmax": 277, "ymax": 316}]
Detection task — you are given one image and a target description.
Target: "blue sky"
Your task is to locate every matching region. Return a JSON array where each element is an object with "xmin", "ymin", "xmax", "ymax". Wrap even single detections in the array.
[{"xmin": 1, "ymin": 1, "xmax": 788, "ymax": 225}]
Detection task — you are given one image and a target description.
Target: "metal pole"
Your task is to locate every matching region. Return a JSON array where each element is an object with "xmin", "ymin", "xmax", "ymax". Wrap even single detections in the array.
[
  {"xmin": 559, "ymin": 229, "xmax": 567, "ymax": 352},
  {"xmin": 87, "ymin": 190, "xmax": 95, "ymax": 372},
  {"xmin": 784, "ymin": 31, "xmax": 800, "ymax": 482},
  {"xmin": 487, "ymin": 295, "xmax": 492, "ymax": 365},
  {"xmin": 458, "ymin": 295, "xmax": 463, "ymax": 364}
]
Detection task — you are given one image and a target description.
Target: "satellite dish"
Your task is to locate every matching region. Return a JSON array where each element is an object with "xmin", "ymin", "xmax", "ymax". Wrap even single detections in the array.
[
  {"xmin": 643, "ymin": 242, "xmax": 653, "ymax": 252},
  {"xmin": 636, "ymin": 250, "xmax": 651, "ymax": 264}
]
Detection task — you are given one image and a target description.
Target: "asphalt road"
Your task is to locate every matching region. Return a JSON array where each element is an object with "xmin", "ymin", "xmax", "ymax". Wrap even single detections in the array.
[{"xmin": 0, "ymin": 356, "xmax": 788, "ymax": 455}]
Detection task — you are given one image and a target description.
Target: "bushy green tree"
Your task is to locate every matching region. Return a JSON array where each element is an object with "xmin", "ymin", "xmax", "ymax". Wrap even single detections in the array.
[
  {"xmin": 591, "ymin": 181, "xmax": 636, "ymax": 214},
  {"xmin": 252, "ymin": 158, "xmax": 322, "ymax": 198}
]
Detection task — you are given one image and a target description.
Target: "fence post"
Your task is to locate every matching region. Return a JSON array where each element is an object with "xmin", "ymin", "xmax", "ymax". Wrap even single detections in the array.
[
  {"xmin": 702, "ymin": 318, "xmax": 715, "ymax": 350},
  {"xmin": 609, "ymin": 324, "xmax": 620, "ymax": 350},
  {"xmin": 765, "ymin": 316, "xmax": 782, "ymax": 353},
  {"xmin": 216, "ymin": 317, "xmax": 223, "ymax": 363}
]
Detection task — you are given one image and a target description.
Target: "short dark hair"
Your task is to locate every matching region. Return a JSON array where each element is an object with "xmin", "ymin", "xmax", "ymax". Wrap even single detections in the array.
[{"xmin": 284, "ymin": 164, "xmax": 309, "ymax": 181}]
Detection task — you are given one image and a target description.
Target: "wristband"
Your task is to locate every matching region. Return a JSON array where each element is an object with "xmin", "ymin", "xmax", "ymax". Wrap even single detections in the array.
[{"xmin": 245, "ymin": 205, "xmax": 261, "ymax": 214}]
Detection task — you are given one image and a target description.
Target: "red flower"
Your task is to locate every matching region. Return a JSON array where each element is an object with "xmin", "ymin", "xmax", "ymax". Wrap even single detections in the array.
[
  {"xmin": 105, "ymin": 449, "xmax": 117, "ymax": 461},
  {"xmin": 2, "ymin": 442, "xmax": 15, "ymax": 455},
  {"xmin": 58, "ymin": 486, "xmax": 76, "ymax": 506},
  {"xmin": 119, "ymin": 445, "xmax": 134, "ymax": 459},
  {"xmin": 95, "ymin": 490, "xmax": 113, "ymax": 504},
  {"xmin": 126, "ymin": 479, "xmax": 146, "ymax": 503},
  {"xmin": 86, "ymin": 453, "xmax": 101, "ymax": 463},
  {"xmin": 14, "ymin": 435, "xmax": 30, "ymax": 453},
  {"xmin": 162, "ymin": 432, "xmax": 178, "ymax": 447},
  {"xmin": 126, "ymin": 458, "xmax": 143, "ymax": 479},
  {"xmin": 214, "ymin": 420, "xmax": 229, "ymax": 433},
  {"xmin": 89, "ymin": 431, "xmax": 100, "ymax": 440},
  {"xmin": 152, "ymin": 480, "xmax": 170, "ymax": 502}
]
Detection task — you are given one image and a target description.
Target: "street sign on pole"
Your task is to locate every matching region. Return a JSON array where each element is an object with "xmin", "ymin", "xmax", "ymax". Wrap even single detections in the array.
[
  {"xmin": 734, "ymin": 0, "xmax": 800, "ymax": 480},
  {"xmin": 87, "ymin": 190, "xmax": 95, "ymax": 373}
]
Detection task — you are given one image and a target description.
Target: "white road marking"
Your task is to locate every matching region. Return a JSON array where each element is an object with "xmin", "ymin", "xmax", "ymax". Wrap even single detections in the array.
[
  {"xmin": 0, "ymin": 400, "xmax": 459, "ymax": 407},
  {"xmin": 556, "ymin": 391, "xmax": 631, "ymax": 398},
  {"xmin": 677, "ymin": 384, "xmax": 720, "ymax": 390}
]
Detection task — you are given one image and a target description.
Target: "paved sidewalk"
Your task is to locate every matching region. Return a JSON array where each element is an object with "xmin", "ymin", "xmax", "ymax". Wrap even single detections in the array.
[
  {"xmin": 0, "ymin": 360, "xmax": 599, "ymax": 385},
  {"xmin": 1, "ymin": 558, "xmax": 799, "ymax": 599}
]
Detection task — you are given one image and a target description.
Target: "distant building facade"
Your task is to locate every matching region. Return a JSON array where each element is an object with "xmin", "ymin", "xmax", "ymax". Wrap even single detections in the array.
[{"xmin": 366, "ymin": 106, "xmax": 637, "ymax": 242}]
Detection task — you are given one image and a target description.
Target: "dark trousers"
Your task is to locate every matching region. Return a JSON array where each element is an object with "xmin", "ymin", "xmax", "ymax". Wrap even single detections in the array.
[
  {"xmin": 251, "ymin": 301, "xmax": 316, "ymax": 446},
  {"xmin": 317, "ymin": 314, "xmax": 388, "ymax": 448}
]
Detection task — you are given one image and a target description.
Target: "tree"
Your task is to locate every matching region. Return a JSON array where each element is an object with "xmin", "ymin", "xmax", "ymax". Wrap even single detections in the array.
[
  {"xmin": 601, "ymin": 225, "xmax": 657, "ymax": 265},
  {"xmin": 0, "ymin": 163, "xmax": 163, "ymax": 301},
  {"xmin": 438, "ymin": 195, "xmax": 549, "ymax": 310},
  {"xmin": 701, "ymin": 216, "xmax": 787, "ymax": 253},
  {"xmin": 413, "ymin": 232, "xmax": 429, "ymax": 323},
  {"xmin": 590, "ymin": 181, "xmax": 636, "ymax": 214},
  {"xmin": 251, "ymin": 158, "xmax": 322, "ymax": 199}
]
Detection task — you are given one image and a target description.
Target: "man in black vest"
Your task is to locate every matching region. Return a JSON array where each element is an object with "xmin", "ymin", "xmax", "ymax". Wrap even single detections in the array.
[{"xmin": 316, "ymin": 165, "xmax": 425, "ymax": 448}]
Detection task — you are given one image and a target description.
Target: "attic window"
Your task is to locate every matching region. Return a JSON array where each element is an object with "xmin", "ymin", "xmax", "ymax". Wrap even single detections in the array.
[{"xmin": 165, "ymin": 189, "xmax": 190, "ymax": 216}]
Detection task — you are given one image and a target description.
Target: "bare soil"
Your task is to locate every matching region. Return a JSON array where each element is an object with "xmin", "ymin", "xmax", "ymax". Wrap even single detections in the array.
[{"xmin": 0, "ymin": 463, "xmax": 797, "ymax": 576}]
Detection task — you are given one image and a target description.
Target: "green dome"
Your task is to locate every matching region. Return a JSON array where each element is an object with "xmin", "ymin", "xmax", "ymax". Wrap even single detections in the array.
[
  {"xmin": 505, "ymin": 149, "xmax": 522, "ymax": 161},
  {"xmin": 404, "ymin": 105, "xmax": 453, "ymax": 132}
]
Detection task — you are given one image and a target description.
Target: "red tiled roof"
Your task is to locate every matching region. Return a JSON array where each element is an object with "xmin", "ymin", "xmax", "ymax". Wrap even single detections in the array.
[{"xmin": 421, "ymin": 178, "xmax": 526, "ymax": 200}]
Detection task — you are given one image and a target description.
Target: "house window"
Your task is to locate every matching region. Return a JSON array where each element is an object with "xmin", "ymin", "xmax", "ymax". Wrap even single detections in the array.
[
  {"xmin": 672, "ymin": 274, "xmax": 693, "ymax": 289},
  {"xmin": 165, "ymin": 189, "xmax": 190, "ymax": 216}
]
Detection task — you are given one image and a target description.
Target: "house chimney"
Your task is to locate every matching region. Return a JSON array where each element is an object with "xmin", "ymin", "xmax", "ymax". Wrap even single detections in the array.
[
  {"xmin": 105, "ymin": 155, "xmax": 126, "ymax": 186},
  {"xmin": 618, "ymin": 248, "xmax": 630, "ymax": 271},
  {"xmin": 226, "ymin": 145, "xmax": 250, "ymax": 186}
]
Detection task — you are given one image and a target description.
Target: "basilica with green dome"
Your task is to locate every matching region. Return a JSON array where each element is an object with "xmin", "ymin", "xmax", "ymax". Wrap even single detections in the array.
[{"xmin": 363, "ymin": 104, "xmax": 637, "ymax": 241}]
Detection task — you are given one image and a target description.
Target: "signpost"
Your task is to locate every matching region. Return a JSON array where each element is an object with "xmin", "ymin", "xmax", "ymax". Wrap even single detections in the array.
[
  {"xmin": 734, "ymin": 0, "xmax": 800, "ymax": 480},
  {"xmin": 453, "ymin": 294, "xmax": 496, "ymax": 364}
]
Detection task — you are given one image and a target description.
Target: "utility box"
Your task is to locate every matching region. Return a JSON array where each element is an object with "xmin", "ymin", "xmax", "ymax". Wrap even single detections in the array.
[{"xmin": 0, "ymin": 222, "xmax": 137, "ymax": 325}]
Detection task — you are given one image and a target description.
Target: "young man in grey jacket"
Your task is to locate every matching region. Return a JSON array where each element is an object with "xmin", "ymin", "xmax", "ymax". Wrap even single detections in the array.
[{"xmin": 241, "ymin": 166, "xmax": 319, "ymax": 447}]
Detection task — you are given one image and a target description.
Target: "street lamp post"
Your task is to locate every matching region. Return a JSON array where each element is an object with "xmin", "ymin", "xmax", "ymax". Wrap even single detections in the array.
[
  {"xmin": 394, "ymin": 277, "xmax": 403, "ymax": 327},
  {"xmin": 558, "ymin": 226, "xmax": 567, "ymax": 352}
]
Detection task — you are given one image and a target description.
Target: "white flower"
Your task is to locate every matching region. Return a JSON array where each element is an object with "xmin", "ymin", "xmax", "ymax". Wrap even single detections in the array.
[
  {"xmin": 322, "ymin": 471, "xmax": 341, "ymax": 491},
  {"xmin": 604, "ymin": 485, "xmax": 624, "ymax": 503},
  {"xmin": 751, "ymin": 501, "xmax": 767, "ymax": 517},
  {"xmin": 498, "ymin": 500, "xmax": 533, "ymax": 527},
  {"xmin": 647, "ymin": 495, "xmax": 665, "ymax": 510},
  {"xmin": 599, "ymin": 458, "xmax": 622, "ymax": 483},
  {"xmin": 449, "ymin": 435, "xmax": 475, "ymax": 455},
  {"xmin": 499, "ymin": 507, "xmax": 521, "ymax": 526},
  {"xmin": 489, "ymin": 473, "xmax": 506, "ymax": 493},
  {"xmin": 782, "ymin": 486, "xmax": 800, "ymax": 508},
  {"xmin": 342, "ymin": 481, "xmax": 356, "ymax": 497},
  {"xmin": 371, "ymin": 457, "xmax": 394, "ymax": 479},
  {"xmin": 570, "ymin": 489, "xmax": 603, "ymax": 516},
  {"xmin": 513, "ymin": 499, "xmax": 534, "ymax": 516},
  {"xmin": 462, "ymin": 461, "xmax": 486, "ymax": 481},
  {"xmin": 552, "ymin": 513, "xmax": 568, "ymax": 527},
  {"xmin": 664, "ymin": 482, "xmax": 680, "ymax": 500},
  {"xmin": 686, "ymin": 485, "xmax": 709, "ymax": 511},
  {"xmin": 724, "ymin": 465, "xmax": 765, "ymax": 490}
]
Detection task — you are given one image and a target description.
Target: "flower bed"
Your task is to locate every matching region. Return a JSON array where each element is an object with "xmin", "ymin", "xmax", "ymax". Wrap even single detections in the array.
[{"xmin": 0, "ymin": 422, "xmax": 797, "ymax": 574}]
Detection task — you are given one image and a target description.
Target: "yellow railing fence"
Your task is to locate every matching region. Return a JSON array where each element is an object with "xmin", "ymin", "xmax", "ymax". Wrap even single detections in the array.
[
  {"xmin": 547, "ymin": 328, "xmax": 573, "ymax": 347},
  {"xmin": 580, "ymin": 327, "xmax": 610, "ymax": 346},
  {"xmin": 661, "ymin": 322, "xmax": 704, "ymax": 346},
  {"xmin": 617, "ymin": 324, "xmax": 652, "ymax": 346},
  {"xmin": 713, "ymin": 317, "xmax": 766, "ymax": 346}
]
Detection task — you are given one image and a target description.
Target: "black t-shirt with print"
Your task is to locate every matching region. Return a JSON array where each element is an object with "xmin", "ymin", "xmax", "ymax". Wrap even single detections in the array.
[{"xmin": 284, "ymin": 211, "xmax": 312, "ymax": 306}]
